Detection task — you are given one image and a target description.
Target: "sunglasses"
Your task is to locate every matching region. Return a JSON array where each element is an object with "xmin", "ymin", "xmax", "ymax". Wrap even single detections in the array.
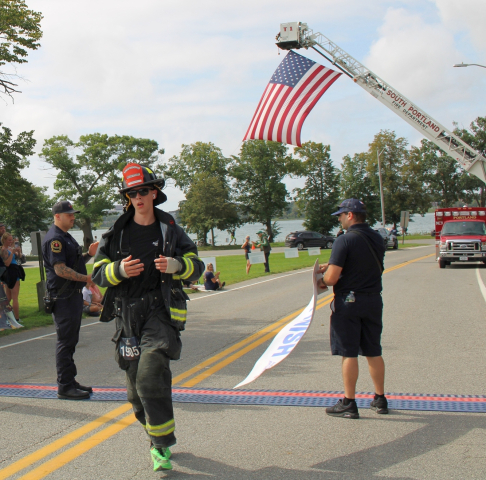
[{"xmin": 126, "ymin": 188, "xmax": 151, "ymax": 198}]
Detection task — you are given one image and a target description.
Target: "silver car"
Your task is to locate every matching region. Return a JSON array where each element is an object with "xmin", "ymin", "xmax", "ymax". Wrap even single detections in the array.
[{"xmin": 374, "ymin": 228, "xmax": 398, "ymax": 250}]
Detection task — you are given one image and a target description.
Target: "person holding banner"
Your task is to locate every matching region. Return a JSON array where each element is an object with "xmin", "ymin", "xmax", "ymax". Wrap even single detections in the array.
[
  {"xmin": 253, "ymin": 231, "xmax": 271, "ymax": 273},
  {"xmin": 318, "ymin": 199, "xmax": 388, "ymax": 419}
]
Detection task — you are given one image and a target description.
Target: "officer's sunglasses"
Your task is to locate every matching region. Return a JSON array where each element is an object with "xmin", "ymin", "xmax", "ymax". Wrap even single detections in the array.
[{"xmin": 126, "ymin": 188, "xmax": 151, "ymax": 198}]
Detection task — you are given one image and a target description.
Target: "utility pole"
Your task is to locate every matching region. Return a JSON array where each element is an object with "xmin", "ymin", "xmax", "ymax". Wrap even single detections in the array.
[{"xmin": 377, "ymin": 149, "xmax": 385, "ymax": 227}]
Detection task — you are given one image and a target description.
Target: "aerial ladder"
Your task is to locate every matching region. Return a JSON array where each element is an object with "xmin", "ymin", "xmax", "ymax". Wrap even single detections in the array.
[{"xmin": 276, "ymin": 22, "xmax": 486, "ymax": 183}]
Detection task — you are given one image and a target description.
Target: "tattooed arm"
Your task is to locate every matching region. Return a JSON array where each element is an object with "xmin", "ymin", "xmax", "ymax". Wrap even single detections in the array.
[
  {"xmin": 54, "ymin": 262, "xmax": 92, "ymax": 284},
  {"xmin": 0, "ymin": 248, "xmax": 13, "ymax": 267}
]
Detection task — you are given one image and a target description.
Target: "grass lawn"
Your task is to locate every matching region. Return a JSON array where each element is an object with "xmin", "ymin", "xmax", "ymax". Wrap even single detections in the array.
[
  {"xmin": 398, "ymin": 243, "xmax": 430, "ymax": 249},
  {"xmin": 193, "ymin": 250, "xmax": 331, "ymax": 289}
]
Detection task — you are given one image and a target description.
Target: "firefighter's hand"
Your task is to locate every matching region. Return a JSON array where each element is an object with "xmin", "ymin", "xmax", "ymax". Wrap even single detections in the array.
[
  {"xmin": 120, "ymin": 255, "xmax": 144, "ymax": 277},
  {"xmin": 155, "ymin": 255, "xmax": 181, "ymax": 274},
  {"xmin": 88, "ymin": 241, "xmax": 99, "ymax": 257}
]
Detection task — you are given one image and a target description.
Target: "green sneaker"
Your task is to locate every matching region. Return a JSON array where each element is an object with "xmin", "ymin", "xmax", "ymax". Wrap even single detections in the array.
[{"xmin": 151, "ymin": 446, "xmax": 172, "ymax": 471}]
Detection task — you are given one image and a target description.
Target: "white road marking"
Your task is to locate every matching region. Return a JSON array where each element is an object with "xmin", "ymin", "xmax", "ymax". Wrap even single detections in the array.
[
  {"xmin": 0, "ymin": 321, "xmax": 101, "ymax": 350},
  {"xmin": 189, "ymin": 268, "xmax": 313, "ymax": 301},
  {"xmin": 476, "ymin": 268, "xmax": 486, "ymax": 304}
]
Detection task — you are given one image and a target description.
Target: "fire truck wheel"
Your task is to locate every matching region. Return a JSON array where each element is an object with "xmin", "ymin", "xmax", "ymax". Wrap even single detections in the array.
[{"xmin": 439, "ymin": 258, "xmax": 447, "ymax": 269}]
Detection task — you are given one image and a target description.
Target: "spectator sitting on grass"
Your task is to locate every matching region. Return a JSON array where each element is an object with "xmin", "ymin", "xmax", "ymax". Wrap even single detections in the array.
[
  {"xmin": 204, "ymin": 263, "xmax": 225, "ymax": 291},
  {"xmin": 82, "ymin": 285, "xmax": 102, "ymax": 317}
]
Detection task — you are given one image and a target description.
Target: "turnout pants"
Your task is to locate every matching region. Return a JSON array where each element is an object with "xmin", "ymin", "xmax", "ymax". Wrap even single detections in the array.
[
  {"xmin": 52, "ymin": 293, "xmax": 83, "ymax": 389},
  {"xmin": 113, "ymin": 291, "xmax": 182, "ymax": 448}
]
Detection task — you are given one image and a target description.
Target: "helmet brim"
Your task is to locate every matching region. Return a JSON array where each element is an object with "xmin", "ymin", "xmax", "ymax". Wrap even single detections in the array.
[{"xmin": 119, "ymin": 178, "xmax": 165, "ymax": 194}]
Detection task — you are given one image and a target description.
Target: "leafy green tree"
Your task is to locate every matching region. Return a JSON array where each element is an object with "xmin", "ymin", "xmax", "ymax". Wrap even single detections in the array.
[
  {"xmin": 340, "ymin": 153, "xmax": 381, "ymax": 227},
  {"xmin": 0, "ymin": 0, "xmax": 43, "ymax": 97},
  {"xmin": 164, "ymin": 142, "xmax": 230, "ymax": 192},
  {"xmin": 0, "ymin": 123, "xmax": 49, "ymax": 244},
  {"xmin": 409, "ymin": 139, "xmax": 460, "ymax": 208},
  {"xmin": 0, "ymin": 179, "xmax": 50, "ymax": 244},
  {"xmin": 294, "ymin": 142, "xmax": 340, "ymax": 234},
  {"xmin": 0, "ymin": 123, "xmax": 35, "ymax": 196},
  {"xmin": 231, "ymin": 140, "xmax": 300, "ymax": 242},
  {"xmin": 367, "ymin": 130, "xmax": 414, "ymax": 224},
  {"xmin": 454, "ymin": 117, "xmax": 486, "ymax": 207},
  {"xmin": 178, "ymin": 173, "xmax": 239, "ymax": 245},
  {"xmin": 40, "ymin": 133, "xmax": 163, "ymax": 249}
]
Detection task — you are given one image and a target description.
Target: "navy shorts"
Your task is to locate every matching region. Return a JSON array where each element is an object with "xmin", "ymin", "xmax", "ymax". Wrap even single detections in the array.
[{"xmin": 330, "ymin": 294, "xmax": 383, "ymax": 357}]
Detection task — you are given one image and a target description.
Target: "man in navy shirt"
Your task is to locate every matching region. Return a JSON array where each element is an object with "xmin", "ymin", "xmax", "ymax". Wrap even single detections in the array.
[{"xmin": 318, "ymin": 199, "xmax": 388, "ymax": 419}]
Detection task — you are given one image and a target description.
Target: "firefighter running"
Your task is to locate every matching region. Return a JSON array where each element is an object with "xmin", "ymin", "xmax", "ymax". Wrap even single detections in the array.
[{"xmin": 92, "ymin": 163, "xmax": 204, "ymax": 472}]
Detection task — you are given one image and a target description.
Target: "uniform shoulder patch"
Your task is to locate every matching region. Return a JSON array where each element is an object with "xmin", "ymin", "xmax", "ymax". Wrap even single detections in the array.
[{"xmin": 51, "ymin": 240, "xmax": 62, "ymax": 253}]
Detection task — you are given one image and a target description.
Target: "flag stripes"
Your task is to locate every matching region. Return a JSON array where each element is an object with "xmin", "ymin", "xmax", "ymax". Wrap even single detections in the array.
[{"xmin": 243, "ymin": 51, "xmax": 341, "ymax": 147}]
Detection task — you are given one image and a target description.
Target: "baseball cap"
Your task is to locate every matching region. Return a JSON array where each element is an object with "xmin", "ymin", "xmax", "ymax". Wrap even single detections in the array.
[
  {"xmin": 331, "ymin": 198, "xmax": 366, "ymax": 216},
  {"xmin": 52, "ymin": 201, "xmax": 80, "ymax": 215}
]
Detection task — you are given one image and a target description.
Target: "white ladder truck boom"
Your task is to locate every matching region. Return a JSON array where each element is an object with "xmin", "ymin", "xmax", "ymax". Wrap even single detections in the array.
[{"xmin": 276, "ymin": 22, "xmax": 486, "ymax": 183}]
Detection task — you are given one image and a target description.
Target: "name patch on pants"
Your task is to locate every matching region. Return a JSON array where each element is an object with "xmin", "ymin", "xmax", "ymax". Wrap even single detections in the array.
[{"xmin": 120, "ymin": 336, "xmax": 140, "ymax": 361}]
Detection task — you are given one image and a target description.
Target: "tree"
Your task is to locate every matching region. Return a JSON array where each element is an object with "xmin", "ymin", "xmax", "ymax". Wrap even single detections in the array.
[
  {"xmin": 367, "ymin": 130, "xmax": 414, "ymax": 224},
  {"xmin": 340, "ymin": 153, "xmax": 381, "ymax": 227},
  {"xmin": 178, "ymin": 173, "xmax": 239, "ymax": 245},
  {"xmin": 0, "ymin": 179, "xmax": 50, "ymax": 244},
  {"xmin": 231, "ymin": 140, "xmax": 300, "ymax": 242},
  {"xmin": 0, "ymin": 0, "xmax": 43, "ymax": 98},
  {"xmin": 0, "ymin": 122, "xmax": 36, "ymax": 205},
  {"xmin": 409, "ymin": 139, "xmax": 460, "ymax": 208},
  {"xmin": 294, "ymin": 142, "xmax": 340, "ymax": 234},
  {"xmin": 163, "ymin": 142, "xmax": 230, "ymax": 192},
  {"xmin": 40, "ymin": 133, "xmax": 163, "ymax": 249},
  {"xmin": 454, "ymin": 117, "xmax": 486, "ymax": 207}
]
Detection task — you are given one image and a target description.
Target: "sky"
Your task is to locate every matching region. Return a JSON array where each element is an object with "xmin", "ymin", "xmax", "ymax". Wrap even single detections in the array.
[{"xmin": 2, "ymin": 0, "xmax": 486, "ymax": 212}]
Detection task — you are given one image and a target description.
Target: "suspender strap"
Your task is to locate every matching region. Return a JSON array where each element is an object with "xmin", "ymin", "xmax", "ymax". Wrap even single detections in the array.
[{"xmin": 348, "ymin": 230, "xmax": 384, "ymax": 274}]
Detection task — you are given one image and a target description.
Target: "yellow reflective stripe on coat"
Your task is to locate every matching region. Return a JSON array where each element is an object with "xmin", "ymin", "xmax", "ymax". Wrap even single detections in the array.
[
  {"xmin": 172, "ymin": 274, "xmax": 181, "ymax": 280},
  {"xmin": 179, "ymin": 257, "xmax": 194, "ymax": 280},
  {"xmin": 105, "ymin": 262, "xmax": 122, "ymax": 286},
  {"xmin": 170, "ymin": 307, "xmax": 187, "ymax": 322},
  {"xmin": 146, "ymin": 419, "xmax": 175, "ymax": 437},
  {"xmin": 94, "ymin": 258, "xmax": 110, "ymax": 269}
]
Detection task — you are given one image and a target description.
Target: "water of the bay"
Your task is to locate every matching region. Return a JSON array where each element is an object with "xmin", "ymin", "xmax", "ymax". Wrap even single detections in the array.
[{"xmin": 22, "ymin": 213, "xmax": 435, "ymax": 254}]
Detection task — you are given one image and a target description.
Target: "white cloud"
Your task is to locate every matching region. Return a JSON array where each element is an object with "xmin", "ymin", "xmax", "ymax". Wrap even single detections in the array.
[
  {"xmin": 1, "ymin": 0, "xmax": 485, "ymax": 210},
  {"xmin": 434, "ymin": 0, "xmax": 486, "ymax": 59}
]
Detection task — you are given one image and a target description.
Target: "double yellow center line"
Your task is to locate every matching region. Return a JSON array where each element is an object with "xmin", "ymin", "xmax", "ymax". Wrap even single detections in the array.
[{"xmin": 2, "ymin": 251, "xmax": 434, "ymax": 479}]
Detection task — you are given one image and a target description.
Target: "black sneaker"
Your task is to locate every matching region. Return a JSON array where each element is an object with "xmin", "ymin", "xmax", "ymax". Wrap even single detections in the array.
[
  {"xmin": 326, "ymin": 399, "xmax": 359, "ymax": 419},
  {"xmin": 370, "ymin": 395, "xmax": 389, "ymax": 414}
]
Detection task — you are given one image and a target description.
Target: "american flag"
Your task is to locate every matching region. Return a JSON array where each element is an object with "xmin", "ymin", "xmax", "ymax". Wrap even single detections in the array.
[{"xmin": 243, "ymin": 50, "xmax": 341, "ymax": 147}]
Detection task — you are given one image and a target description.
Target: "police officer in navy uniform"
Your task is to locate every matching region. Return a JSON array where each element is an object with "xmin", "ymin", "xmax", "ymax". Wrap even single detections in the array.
[{"xmin": 42, "ymin": 201, "xmax": 99, "ymax": 400}]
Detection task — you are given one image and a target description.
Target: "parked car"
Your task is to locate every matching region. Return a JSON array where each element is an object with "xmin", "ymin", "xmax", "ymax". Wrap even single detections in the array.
[
  {"xmin": 285, "ymin": 231, "xmax": 335, "ymax": 250},
  {"xmin": 374, "ymin": 227, "xmax": 398, "ymax": 249}
]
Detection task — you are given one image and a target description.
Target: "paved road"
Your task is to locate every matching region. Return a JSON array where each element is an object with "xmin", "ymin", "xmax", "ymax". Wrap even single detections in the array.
[{"xmin": 1, "ymin": 244, "xmax": 486, "ymax": 479}]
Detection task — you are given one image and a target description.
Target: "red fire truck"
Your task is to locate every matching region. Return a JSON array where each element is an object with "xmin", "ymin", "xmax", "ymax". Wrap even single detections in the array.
[{"xmin": 435, "ymin": 207, "xmax": 486, "ymax": 268}]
